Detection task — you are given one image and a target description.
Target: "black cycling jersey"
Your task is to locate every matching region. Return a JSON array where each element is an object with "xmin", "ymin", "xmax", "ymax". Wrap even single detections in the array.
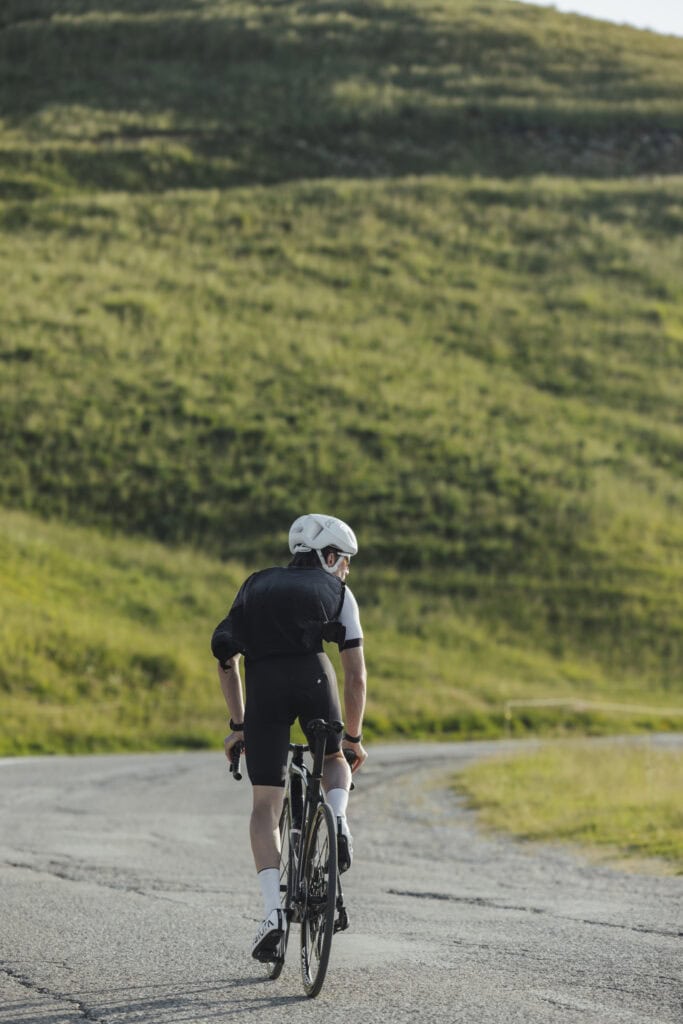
[{"xmin": 211, "ymin": 565, "xmax": 351, "ymax": 664}]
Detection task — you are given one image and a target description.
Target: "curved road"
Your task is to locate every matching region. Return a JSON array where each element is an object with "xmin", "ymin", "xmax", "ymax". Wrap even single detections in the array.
[{"xmin": 1, "ymin": 738, "xmax": 681, "ymax": 1023}]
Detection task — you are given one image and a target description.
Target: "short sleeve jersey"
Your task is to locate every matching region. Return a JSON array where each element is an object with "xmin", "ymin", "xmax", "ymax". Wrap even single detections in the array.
[{"xmin": 337, "ymin": 586, "xmax": 363, "ymax": 649}]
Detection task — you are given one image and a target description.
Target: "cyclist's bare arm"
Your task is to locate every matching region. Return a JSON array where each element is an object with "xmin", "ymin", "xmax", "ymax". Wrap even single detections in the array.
[
  {"xmin": 218, "ymin": 655, "xmax": 245, "ymax": 760},
  {"xmin": 340, "ymin": 646, "xmax": 367, "ymax": 771}
]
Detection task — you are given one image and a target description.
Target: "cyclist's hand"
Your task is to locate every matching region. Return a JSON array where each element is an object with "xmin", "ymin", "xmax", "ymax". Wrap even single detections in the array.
[
  {"xmin": 224, "ymin": 731, "xmax": 244, "ymax": 763},
  {"xmin": 342, "ymin": 741, "xmax": 367, "ymax": 773}
]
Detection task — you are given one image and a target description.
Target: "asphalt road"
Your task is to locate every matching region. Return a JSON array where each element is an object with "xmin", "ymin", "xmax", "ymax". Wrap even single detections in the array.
[{"xmin": 1, "ymin": 737, "xmax": 681, "ymax": 1024}]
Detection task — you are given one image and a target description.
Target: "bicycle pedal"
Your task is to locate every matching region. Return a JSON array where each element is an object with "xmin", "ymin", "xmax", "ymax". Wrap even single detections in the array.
[
  {"xmin": 255, "ymin": 951, "xmax": 284, "ymax": 964},
  {"xmin": 334, "ymin": 908, "xmax": 350, "ymax": 933}
]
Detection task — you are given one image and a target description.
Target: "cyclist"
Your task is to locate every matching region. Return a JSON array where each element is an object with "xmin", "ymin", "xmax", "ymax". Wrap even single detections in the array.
[{"xmin": 211, "ymin": 513, "xmax": 368, "ymax": 961}]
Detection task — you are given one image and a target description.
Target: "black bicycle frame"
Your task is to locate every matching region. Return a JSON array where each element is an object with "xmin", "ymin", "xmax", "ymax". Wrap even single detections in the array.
[{"xmin": 285, "ymin": 718, "xmax": 340, "ymax": 919}]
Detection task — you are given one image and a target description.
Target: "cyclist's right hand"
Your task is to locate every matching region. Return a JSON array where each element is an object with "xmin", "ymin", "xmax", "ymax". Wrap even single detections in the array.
[{"xmin": 224, "ymin": 731, "xmax": 244, "ymax": 763}]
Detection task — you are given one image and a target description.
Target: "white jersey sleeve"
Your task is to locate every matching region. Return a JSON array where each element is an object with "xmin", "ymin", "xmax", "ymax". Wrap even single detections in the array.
[{"xmin": 338, "ymin": 586, "xmax": 363, "ymax": 649}]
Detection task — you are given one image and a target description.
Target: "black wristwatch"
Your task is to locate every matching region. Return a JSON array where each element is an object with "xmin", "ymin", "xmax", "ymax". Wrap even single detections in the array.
[
  {"xmin": 229, "ymin": 718, "xmax": 245, "ymax": 732},
  {"xmin": 343, "ymin": 731, "xmax": 362, "ymax": 743}
]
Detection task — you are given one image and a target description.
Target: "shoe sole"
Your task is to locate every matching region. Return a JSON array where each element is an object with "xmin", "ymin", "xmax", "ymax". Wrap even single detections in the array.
[
  {"xmin": 252, "ymin": 928, "xmax": 284, "ymax": 962},
  {"xmin": 337, "ymin": 834, "xmax": 352, "ymax": 874}
]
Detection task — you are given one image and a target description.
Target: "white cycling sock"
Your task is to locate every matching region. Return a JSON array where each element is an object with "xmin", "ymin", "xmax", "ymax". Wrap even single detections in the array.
[
  {"xmin": 326, "ymin": 787, "xmax": 349, "ymax": 822},
  {"xmin": 257, "ymin": 867, "xmax": 281, "ymax": 917}
]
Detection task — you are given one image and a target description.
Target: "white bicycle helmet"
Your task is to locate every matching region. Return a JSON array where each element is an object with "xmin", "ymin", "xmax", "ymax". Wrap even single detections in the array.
[{"xmin": 288, "ymin": 513, "xmax": 358, "ymax": 573}]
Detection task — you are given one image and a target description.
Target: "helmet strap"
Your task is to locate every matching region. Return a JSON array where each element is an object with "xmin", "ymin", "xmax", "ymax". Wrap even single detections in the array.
[{"xmin": 316, "ymin": 549, "xmax": 344, "ymax": 575}]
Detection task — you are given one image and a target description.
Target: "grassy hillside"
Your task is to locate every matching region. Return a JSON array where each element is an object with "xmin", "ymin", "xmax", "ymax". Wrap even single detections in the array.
[
  {"xmin": 1, "ymin": 0, "xmax": 682, "ymax": 751},
  {"xmin": 2, "ymin": 175, "xmax": 682, "ymax": 681},
  {"xmin": 1, "ymin": 0, "xmax": 682, "ymax": 192}
]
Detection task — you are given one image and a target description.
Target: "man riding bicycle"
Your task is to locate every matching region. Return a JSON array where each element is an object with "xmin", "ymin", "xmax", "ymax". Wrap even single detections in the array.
[{"xmin": 211, "ymin": 513, "xmax": 368, "ymax": 960}]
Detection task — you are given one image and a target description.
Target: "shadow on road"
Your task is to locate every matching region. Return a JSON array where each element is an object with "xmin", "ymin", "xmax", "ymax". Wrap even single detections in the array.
[{"xmin": 0, "ymin": 972, "xmax": 316, "ymax": 1024}]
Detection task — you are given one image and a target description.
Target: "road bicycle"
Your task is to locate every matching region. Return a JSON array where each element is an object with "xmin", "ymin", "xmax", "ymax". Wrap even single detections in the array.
[{"xmin": 231, "ymin": 718, "xmax": 351, "ymax": 998}]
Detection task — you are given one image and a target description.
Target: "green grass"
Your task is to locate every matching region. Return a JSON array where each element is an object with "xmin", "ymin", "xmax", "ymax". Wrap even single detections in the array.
[
  {"xmin": 2, "ymin": 177, "xmax": 681, "ymax": 684},
  {"xmin": 455, "ymin": 740, "xmax": 683, "ymax": 872},
  {"xmin": 1, "ymin": 1, "xmax": 682, "ymax": 752},
  {"xmin": 1, "ymin": 0, "xmax": 682, "ymax": 192},
  {"xmin": 0, "ymin": 508, "xmax": 238, "ymax": 753}
]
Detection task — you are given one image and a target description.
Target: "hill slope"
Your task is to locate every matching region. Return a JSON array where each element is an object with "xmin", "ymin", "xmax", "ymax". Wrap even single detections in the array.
[
  {"xmin": 1, "ymin": 0, "xmax": 682, "ymax": 750},
  {"xmin": 1, "ymin": 0, "xmax": 682, "ymax": 191},
  {"xmin": 2, "ymin": 175, "xmax": 681, "ymax": 679}
]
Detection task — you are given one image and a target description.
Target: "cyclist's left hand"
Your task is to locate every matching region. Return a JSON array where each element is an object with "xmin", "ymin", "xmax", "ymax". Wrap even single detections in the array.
[{"xmin": 342, "ymin": 741, "xmax": 367, "ymax": 773}]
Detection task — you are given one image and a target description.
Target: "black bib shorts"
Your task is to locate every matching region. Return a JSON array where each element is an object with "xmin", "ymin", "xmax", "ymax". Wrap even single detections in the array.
[{"xmin": 243, "ymin": 651, "xmax": 343, "ymax": 787}]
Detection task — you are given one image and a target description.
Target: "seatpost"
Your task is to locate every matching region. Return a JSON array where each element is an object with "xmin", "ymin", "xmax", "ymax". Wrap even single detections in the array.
[
  {"xmin": 307, "ymin": 719, "xmax": 342, "ymax": 781},
  {"xmin": 310, "ymin": 727, "xmax": 327, "ymax": 780}
]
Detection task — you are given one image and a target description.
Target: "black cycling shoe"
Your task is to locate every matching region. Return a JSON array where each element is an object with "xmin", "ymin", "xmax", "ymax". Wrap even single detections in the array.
[{"xmin": 337, "ymin": 819, "xmax": 353, "ymax": 874}]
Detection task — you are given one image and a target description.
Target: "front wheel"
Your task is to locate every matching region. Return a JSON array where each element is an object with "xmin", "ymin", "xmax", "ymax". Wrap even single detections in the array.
[
  {"xmin": 300, "ymin": 802, "xmax": 337, "ymax": 997},
  {"xmin": 265, "ymin": 796, "xmax": 292, "ymax": 980}
]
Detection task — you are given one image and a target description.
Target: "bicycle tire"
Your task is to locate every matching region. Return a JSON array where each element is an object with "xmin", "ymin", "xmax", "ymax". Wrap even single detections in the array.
[
  {"xmin": 300, "ymin": 802, "xmax": 337, "ymax": 998},
  {"xmin": 265, "ymin": 797, "xmax": 292, "ymax": 980}
]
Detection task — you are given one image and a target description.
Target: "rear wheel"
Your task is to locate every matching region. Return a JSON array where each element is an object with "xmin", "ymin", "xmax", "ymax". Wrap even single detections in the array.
[
  {"xmin": 265, "ymin": 796, "xmax": 292, "ymax": 980},
  {"xmin": 300, "ymin": 802, "xmax": 337, "ymax": 997}
]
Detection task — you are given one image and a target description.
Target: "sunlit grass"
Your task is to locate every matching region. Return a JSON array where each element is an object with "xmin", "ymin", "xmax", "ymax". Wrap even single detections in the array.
[
  {"xmin": 2, "ymin": 0, "xmax": 682, "ymax": 188},
  {"xmin": 455, "ymin": 741, "xmax": 683, "ymax": 872}
]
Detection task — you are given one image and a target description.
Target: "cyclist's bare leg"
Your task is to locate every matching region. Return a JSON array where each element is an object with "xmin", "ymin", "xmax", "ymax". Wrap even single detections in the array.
[
  {"xmin": 250, "ymin": 785, "xmax": 285, "ymax": 871},
  {"xmin": 323, "ymin": 751, "xmax": 353, "ymax": 865},
  {"xmin": 322, "ymin": 750, "xmax": 351, "ymax": 794}
]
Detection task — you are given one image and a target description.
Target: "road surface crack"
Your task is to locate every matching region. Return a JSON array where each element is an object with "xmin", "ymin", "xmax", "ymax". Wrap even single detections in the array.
[
  {"xmin": 387, "ymin": 889, "xmax": 681, "ymax": 937},
  {"xmin": 5, "ymin": 857, "xmax": 149, "ymax": 895},
  {"xmin": 0, "ymin": 963, "xmax": 100, "ymax": 1021},
  {"xmin": 3, "ymin": 857, "xmax": 220, "ymax": 902}
]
